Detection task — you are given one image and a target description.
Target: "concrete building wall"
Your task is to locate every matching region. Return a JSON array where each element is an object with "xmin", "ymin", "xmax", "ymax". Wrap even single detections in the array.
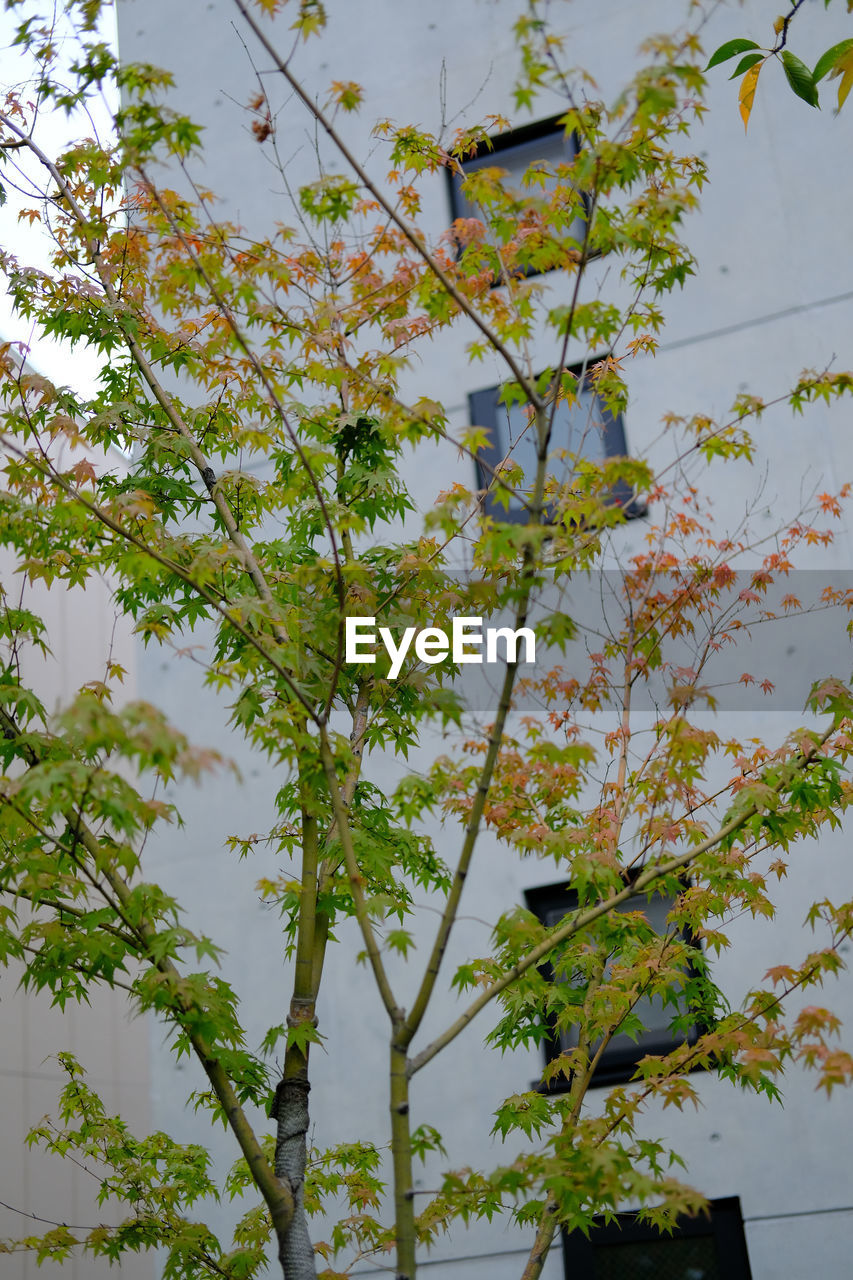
[
  {"xmin": 106, "ymin": 1, "xmax": 853, "ymax": 1276},
  {"xmin": 0, "ymin": 473, "xmax": 151, "ymax": 1277}
]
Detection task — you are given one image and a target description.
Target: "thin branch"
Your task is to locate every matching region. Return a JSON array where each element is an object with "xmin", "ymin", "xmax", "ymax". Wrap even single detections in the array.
[
  {"xmin": 400, "ymin": 402, "xmax": 551, "ymax": 1050},
  {"xmin": 317, "ymin": 722, "xmax": 402, "ymax": 1023},
  {"xmin": 137, "ymin": 168, "xmax": 349, "ymax": 718},
  {"xmin": 232, "ymin": 0, "xmax": 541, "ymax": 407},
  {"xmin": 520, "ymin": 930, "xmax": 680, "ymax": 1280},
  {"xmin": 0, "ymin": 705, "xmax": 294, "ymax": 1241},
  {"xmin": 0, "ymin": 1197, "xmax": 108, "ymax": 1233},
  {"xmin": 408, "ymin": 719, "xmax": 837, "ymax": 1075},
  {"xmin": 0, "ymin": 431, "xmax": 318, "ymax": 721},
  {"xmin": 594, "ymin": 918, "xmax": 853, "ymax": 1154},
  {"xmin": 0, "ymin": 116, "xmax": 275, "ymax": 595},
  {"xmin": 16, "ymin": 941, "xmax": 137, "ymax": 995}
]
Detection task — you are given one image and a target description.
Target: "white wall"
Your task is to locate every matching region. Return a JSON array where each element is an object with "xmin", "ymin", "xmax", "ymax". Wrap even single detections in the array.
[
  {"xmin": 0, "ymin": 490, "xmax": 151, "ymax": 1277},
  {"xmin": 113, "ymin": 2, "xmax": 853, "ymax": 1277}
]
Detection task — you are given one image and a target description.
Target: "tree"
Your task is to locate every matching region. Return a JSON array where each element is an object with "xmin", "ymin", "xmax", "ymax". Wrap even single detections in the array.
[
  {"xmin": 706, "ymin": 0, "xmax": 853, "ymax": 128},
  {"xmin": 1, "ymin": 1, "xmax": 853, "ymax": 1277}
]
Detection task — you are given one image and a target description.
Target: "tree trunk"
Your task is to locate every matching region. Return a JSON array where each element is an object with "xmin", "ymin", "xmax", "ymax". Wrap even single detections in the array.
[{"xmin": 273, "ymin": 1077, "xmax": 316, "ymax": 1279}]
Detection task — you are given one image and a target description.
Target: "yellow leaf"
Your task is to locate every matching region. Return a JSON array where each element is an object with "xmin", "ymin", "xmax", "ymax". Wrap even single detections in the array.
[
  {"xmin": 739, "ymin": 59, "xmax": 764, "ymax": 131},
  {"xmin": 832, "ymin": 48, "xmax": 853, "ymax": 110}
]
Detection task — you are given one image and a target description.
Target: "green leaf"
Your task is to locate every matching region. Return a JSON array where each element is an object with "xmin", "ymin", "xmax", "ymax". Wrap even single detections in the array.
[
  {"xmin": 836, "ymin": 48, "xmax": 853, "ymax": 111},
  {"xmin": 781, "ymin": 51, "xmax": 820, "ymax": 108},
  {"xmin": 729, "ymin": 52, "xmax": 766, "ymax": 80},
  {"xmin": 706, "ymin": 38, "xmax": 760, "ymax": 71},
  {"xmin": 813, "ymin": 38, "xmax": 853, "ymax": 83}
]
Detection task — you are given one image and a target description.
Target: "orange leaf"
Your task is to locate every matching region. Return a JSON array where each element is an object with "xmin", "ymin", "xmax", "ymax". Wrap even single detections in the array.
[
  {"xmin": 71, "ymin": 458, "xmax": 97, "ymax": 486},
  {"xmin": 739, "ymin": 59, "xmax": 764, "ymax": 131}
]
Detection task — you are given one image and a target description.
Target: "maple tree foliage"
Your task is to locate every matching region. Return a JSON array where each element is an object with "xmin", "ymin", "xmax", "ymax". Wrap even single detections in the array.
[{"xmin": 1, "ymin": 1, "xmax": 853, "ymax": 1278}]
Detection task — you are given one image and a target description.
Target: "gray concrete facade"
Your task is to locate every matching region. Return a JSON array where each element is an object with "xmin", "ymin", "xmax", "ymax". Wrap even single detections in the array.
[
  {"xmin": 117, "ymin": 1, "xmax": 853, "ymax": 1276},
  {"xmin": 5, "ymin": 1, "xmax": 852, "ymax": 1276},
  {"xmin": 0, "ymin": 519, "xmax": 152, "ymax": 1278}
]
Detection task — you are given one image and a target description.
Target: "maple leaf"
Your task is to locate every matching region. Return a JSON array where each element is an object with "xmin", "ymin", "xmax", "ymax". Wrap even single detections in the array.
[
  {"xmin": 817, "ymin": 492, "xmax": 842, "ymax": 516},
  {"xmin": 764, "ymin": 964, "xmax": 795, "ymax": 986},
  {"xmin": 70, "ymin": 458, "xmax": 97, "ymax": 486}
]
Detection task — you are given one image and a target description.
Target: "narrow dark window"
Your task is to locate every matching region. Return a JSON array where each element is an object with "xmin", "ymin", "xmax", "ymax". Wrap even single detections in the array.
[
  {"xmin": 524, "ymin": 877, "xmax": 706, "ymax": 1090},
  {"xmin": 469, "ymin": 362, "xmax": 641, "ymax": 523},
  {"xmin": 561, "ymin": 1196, "xmax": 753, "ymax": 1279},
  {"xmin": 446, "ymin": 114, "xmax": 588, "ymax": 279}
]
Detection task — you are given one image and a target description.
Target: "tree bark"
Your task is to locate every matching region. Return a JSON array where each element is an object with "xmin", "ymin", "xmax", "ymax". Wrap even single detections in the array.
[
  {"xmin": 273, "ymin": 1077, "xmax": 316, "ymax": 1279},
  {"xmin": 390, "ymin": 1042, "xmax": 416, "ymax": 1280},
  {"xmin": 271, "ymin": 781, "xmax": 319, "ymax": 1279}
]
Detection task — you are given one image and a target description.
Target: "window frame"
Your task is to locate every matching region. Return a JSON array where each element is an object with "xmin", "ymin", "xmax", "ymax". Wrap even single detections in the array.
[
  {"xmin": 445, "ymin": 113, "xmax": 590, "ymax": 279},
  {"xmin": 524, "ymin": 875, "xmax": 707, "ymax": 1092},
  {"xmin": 560, "ymin": 1195, "xmax": 753, "ymax": 1279},
  {"xmin": 468, "ymin": 362, "xmax": 643, "ymax": 524}
]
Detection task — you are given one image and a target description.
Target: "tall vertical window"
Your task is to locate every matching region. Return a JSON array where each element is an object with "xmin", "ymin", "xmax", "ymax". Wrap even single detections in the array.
[
  {"xmin": 561, "ymin": 1197, "xmax": 753, "ymax": 1279},
  {"xmin": 524, "ymin": 878, "xmax": 706, "ymax": 1090},
  {"xmin": 446, "ymin": 114, "xmax": 588, "ymax": 278},
  {"xmin": 469, "ymin": 363, "xmax": 640, "ymax": 522}
]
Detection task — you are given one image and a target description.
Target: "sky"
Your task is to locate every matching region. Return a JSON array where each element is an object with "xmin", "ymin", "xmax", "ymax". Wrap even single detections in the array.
[{"xmin": 0, "ymin": 2, "xmax": 118, "ymax": 396}]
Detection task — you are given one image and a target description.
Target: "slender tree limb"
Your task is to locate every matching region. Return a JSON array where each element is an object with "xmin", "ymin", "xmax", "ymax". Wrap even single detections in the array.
[
  {"xmin": 5, "ymin": 884, "xmax": 140, "ymax": 950},
  {"xmin": 773, "ymin": 0, "xmax": 810, "ymax": 54},
  {"xmin": 0, "ymin": 113, "xmax": 286, "ymax": 617},
  {"xmin": 593, "ymin": 917, "xmax": 853, "ymax": 1159},
  {"xmin": 391, "ymin": 163, "xmax": 607, "ymax": 1049},
  {"xmin": 232, "ymin": 0, "xmax": 541, "ymax": 407},
  {"xmin": 0, "ymin": 430, "xmax": 318, "ymax": 720},
  {"xmin": 0, "ymin": 704, "xmax": 295, "ymax": 1244},
  {"xmin": 400, "ymin": 405, "xmax": 551, "ymax": 1049},
  {"xmin": 73, "ymin": 818, "xmax": 296, "ymax": 1241},
  {"xmin": 542, "ymin": 182, "xmax": 599, "ymax": 446},
  {"xmin": 316, "ymin": 680, "xmax": 371, "ymax": 948},
  {"xmin": 317, "ymin": 722, "xmax": 402, "ymax": 1023},
  {"xmin": 408, "ymin": 720, "xmax": 837, "ymax": 1075},
  {"xmin": 520, "ymin": 931, "xmax": 674, "ymax": 1280},
  {"xmin": 136, "ymin": 170, "xmax": 349, "ymax": 720},
  {"xmin": 16, "ymin": 940, "xmax": 137, "ymax": 995},
  {"xmin": 521, "ymin": 962, "xmax": 610, "ymax": 1280}
]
